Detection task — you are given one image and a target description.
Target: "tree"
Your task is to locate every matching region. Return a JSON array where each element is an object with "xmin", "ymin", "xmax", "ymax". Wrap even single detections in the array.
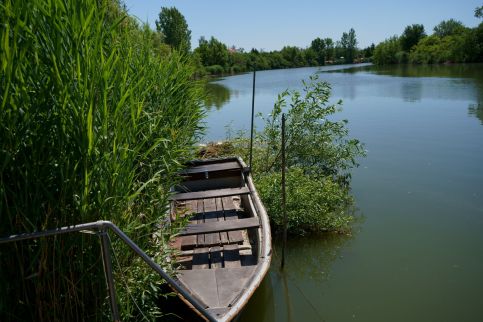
[
  {"xmin": 373, "ymin": 36, "xmax": 402, "ymax": 64},
  {"xmin": 362, "ymin": 43, "xmax": 375, "ymax": 58},
  {"xmin": 400, "ymin": 24, "xmax": 426, "ymax": 51},
  {"xmin": 304, "ymin": 48, "xmax": 319, "ymax": 66},
  {"xmin": 194, "ymin": 36, "xmax": 229, "ymax": 71},
  {"xmin": 324, "ymin": 38, "xmax": 335, "ymax": 62},
  {"xmin": 310, "ymin": 37, "xmax": 326, "ymax": 65},
  {"xmin": 252, "ymin": 75, "xmax": 365, "ymax": 234},
  {"xmin": 281, "ymin": 46, "xmax": 305, "ymax": 67},
  {"xmin": 475, "ymin": 6, "xmax": 483, "ymax": 18},
  {"xmin": 340, "ymin": 28, "xmax": 358, "ymax": 63},
  {"xmin": 156, "ymin": 7, "xmax": 191, "ymax": 54},
  {"xmin": 433, "ymin": 19, "xmax": 466, "ymax": 37}
]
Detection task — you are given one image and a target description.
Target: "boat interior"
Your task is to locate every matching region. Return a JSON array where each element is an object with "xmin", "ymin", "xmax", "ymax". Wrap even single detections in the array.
[{"xmin": 169, "ymin": 158, "xmax": 265, "ymax": 317}]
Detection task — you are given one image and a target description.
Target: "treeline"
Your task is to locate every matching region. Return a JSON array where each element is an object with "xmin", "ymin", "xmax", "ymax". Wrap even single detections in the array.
[
  {"xmin": 191, "ymin": 31, "xmax": 375, "ymax": 75},
  {"xmin": 374, "ymin": 7, "xmax": 483, "ymax": 65},
  {"xmin": 157, "ymin": 5, "xmax": 483, "ymax": 73},
  {"xmin": 155, "ymin": 7, "xmax": 374, "ymax": 75}
]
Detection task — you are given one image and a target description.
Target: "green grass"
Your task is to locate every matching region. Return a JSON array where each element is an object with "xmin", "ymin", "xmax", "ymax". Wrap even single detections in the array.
[{"xmin": 0, "ymin": 0, "xmax": 203, "ymax": 320}]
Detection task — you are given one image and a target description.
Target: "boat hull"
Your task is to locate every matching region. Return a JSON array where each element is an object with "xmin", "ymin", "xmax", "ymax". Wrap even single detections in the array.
[{"xmin": 169, "ymin": 157, "xmax": 271, "ymax": 321}]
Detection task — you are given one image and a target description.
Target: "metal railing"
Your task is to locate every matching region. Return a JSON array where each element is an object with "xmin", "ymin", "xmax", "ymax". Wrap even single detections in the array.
[{"xmin": 0, "ymin": 220, "xmax": 217, "ymax": 322}]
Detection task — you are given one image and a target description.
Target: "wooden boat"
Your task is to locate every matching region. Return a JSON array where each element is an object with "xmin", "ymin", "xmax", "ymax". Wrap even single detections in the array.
[{"xmin": 168, "ymin": 157, "xmax": 272, "ymax": 321}]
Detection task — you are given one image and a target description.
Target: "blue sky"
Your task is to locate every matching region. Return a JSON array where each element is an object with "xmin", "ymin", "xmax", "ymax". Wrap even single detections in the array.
[{"xmin": 123, "ymin": 0, "xmax": 482, "ymax": 51}]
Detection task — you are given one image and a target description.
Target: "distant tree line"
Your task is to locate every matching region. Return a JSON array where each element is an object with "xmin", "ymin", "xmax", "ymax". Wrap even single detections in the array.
[
  {"xmin": 155, "ymin": 7, "xmax": 374, "ymax": 76},
  {"xmin": 155, "ymin": 5, "xmax": 483, "ymax": 75},
  {"xmin": 189, "ymin": 28, "xmax": 374, "ymax": 76},
  {"xmin": 373, "ymin": 7, "xmax": 483, "ymax": 65}
]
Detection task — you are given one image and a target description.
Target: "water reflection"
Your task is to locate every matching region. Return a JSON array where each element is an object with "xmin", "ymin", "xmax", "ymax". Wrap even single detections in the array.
[
  {"xmin": 239, "ymin": 233, "xmax": 353, "ymax": 322},
  {"xmin": 400, "ymin": 79, "xmax": 423, "ymax": 102},
  {"xmin": 353, "ymin": 63, "xmax": 483, "ymax": 79},
  {"xmin": 468, "ymin": 103, "xmax": 483, "ymax": 124},
  {"xmin": 206, "ymin": 64, "xmax": 483, "ymax": 321},
  {"xmin": 468, "ymin": 73, "xmax": 483, "ymax": 124},
  {"xmin": 327, "ymin": 64, "xmax": 483, "ymax": 118},
  {"xmin": 203, "ymin": 82, "xmax": 232, "ymax": 110},
  {"xmin": 274, "ymin": 233, "xmax": 353, "ymax": 281}
]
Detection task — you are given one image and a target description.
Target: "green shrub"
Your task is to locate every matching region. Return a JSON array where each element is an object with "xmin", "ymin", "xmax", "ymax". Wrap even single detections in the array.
[
  {"xmin": 0, "ymin": 0, "xmax": 203, "ymax": 320},
  {"xmin": 214, "ymin": 75, "xmax": 365, "ymax": 234},
  {"xmin": 257, "ymin": 168, "xmax": 354, "ymax": 235},
  {"xmin": 205, "ymin": 64, "xmax": 225, "ymax": 75},
  {"xmin": 373, "ymin": 36, "xmax": 402, "ymax": 65}
]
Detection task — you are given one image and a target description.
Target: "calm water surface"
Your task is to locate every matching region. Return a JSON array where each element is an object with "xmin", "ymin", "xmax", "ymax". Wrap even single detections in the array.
[{"xmin": 204, "ymin": 64, "xmax": 483, "ymax": 321}]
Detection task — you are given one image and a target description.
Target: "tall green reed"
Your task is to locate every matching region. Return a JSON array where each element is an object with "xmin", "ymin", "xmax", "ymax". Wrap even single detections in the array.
[{"xmin": 0, "ymin": 0, "xmax": 203, "ymax": 320}]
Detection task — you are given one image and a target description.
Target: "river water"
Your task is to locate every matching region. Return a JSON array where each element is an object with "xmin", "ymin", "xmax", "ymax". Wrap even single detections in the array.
[{"xmin": 203, "ymin": 64, "xmax": 483, "ymax": 322}]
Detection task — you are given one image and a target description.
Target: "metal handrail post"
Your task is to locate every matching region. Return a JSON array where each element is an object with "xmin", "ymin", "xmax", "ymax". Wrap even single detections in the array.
[
  {"xmin": 99, "ymin": 228, "xmax": 121, "ymax": 322},
  {"xmin": 103, "ymin": 222, "xmax": 217, "ymax": 322},
  {"xmin": 0, "ymin": 221, "xmax": 218, "ymax": 322}
]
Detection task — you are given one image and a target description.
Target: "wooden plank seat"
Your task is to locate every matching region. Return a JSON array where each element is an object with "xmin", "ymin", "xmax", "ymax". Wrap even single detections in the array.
[
  {"xmin": 169, "ymin": 186, "xmax": 250, "ymax": 201},
  {"xmin": 180, "ymin": 161, "xmax": 241, "ymax": 175},
  {"xmin": 179, "ymin": 217, "xmax": 260, "ymax": 236}
]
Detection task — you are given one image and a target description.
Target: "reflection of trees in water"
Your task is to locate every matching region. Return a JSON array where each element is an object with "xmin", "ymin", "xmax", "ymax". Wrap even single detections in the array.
[
  {"xmin": 469, "ymin": 75, "xmax": 483, "ymax": 124},
  {"xmin": 401, "ymin": 80, "xmax": 423, "ymax": 102},
  {"xmin": 468, "ymin": 103, "xmax": 483, "ymax": 124},
  {"xmin": 239, "ymin": 231, "xmax": 355, "ymax": 322},
  {"xmin": 358, "ymin": 64, "xmax": 483, "ymax": 125},
  {"xmin": 360, "ymin": 63, "xmax": 483, "ymax": 79},
  {"xmin": 272, "ymin": 231, "xmax": 354, "ymax": 282},
  {"xmin": 203, "ymin": 82, "xmax": 231, "ymax": 110}
]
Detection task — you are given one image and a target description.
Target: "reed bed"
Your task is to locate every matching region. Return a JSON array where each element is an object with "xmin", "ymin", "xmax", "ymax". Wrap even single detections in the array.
[{"xmin": 0, "ymin": 0, "xmax": 203, "ymax": 320}]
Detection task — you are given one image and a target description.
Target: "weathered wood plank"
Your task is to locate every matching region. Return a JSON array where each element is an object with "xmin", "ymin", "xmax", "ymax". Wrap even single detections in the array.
[
  {"xmin": 222, "ymin": 196, "xmax": 238, "ymax": 211},
  {"xmin": 210, "ymin": 246, "xmax": 223, "ymax": 269},
  {"xmin": 177, "ymin": 244, "xmax": 252, "ymax": 257},
  {"xmin": 203, "ymin": 198, "xmax": 220, "ymax": 246},
  {"xmin": 179, "ymin": 217, "xmax": 260, "ymax": 236},
  {"xmin": 216, "ymin": 198, "xmax": 229, "ymax": 244},
  {"xmin": 180, "ymin": 161, "xmax": 241, "ymax": 175},
  {"xmin": 169, "ymin": 186, "xmax": 250, "ymax": 201},
  {"xmin": 192, "ymin": 248, "xmax": 210, "ymax": 270},
  {"xmin": 223, "ymin": 244, "xmax": 241, "ymax": 268},
  {"xmin": 196, "ymin": 200, "xmax": 205, "ymax": 246},
  {"xmin": 222, "ymin": 197, "xmax": 244, "ymax": 243},
  {"xmin": 180, "ymin": 236, "xmax": 197, "ymax": 250},
  {"xmin": 177, "ymin": 199, "xmax": 197, "ymax": 213},
  {"xmin": 179, "ymin": 200, "xmax": 199, "ymax": 250}
]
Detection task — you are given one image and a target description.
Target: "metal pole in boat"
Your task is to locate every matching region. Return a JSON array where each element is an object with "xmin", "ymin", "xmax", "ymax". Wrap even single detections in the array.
[
  {"xmin": 281, "ymin": 113, "xmax": 288, "ymax": 269},
  {"xmin": 249, "ymin": 69, "xmax": 256, "ymax": 170}
]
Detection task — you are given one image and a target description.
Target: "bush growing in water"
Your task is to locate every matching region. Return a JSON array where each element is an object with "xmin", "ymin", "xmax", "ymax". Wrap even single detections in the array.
[
  {"xmin": 0, "ymin": 0, "xmax": 203, "ymax": 320},
  {"xmin": 222, "ymin": 75, "xmax": 365, "ymax": 234},
  {"xmin": 257, "ymin": 168, "xmax": 354, "ymax": 235}
]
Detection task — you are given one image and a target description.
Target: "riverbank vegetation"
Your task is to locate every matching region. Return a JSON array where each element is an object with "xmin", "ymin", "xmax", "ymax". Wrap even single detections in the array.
[
  {"xmin": 0, "ymin": 0, "xmax": 203, "ymax": 320},
  {"xmin": 192, "ymin": 29, "xmax": 372, "ymax": 76},
  {"xmin": 203, "ymin": 76, "xmax": 365, "ymax": 235},
  {"xmin": 374, "ymin": 7, "xmax": 483, "ymax": 65},
  {"xmin": 155, "ymin": 5, "xmax": 483, "ymax": 75},
  {"xmin": 155, "ymin": 7, "xmax": 372, "ymax": 76}
]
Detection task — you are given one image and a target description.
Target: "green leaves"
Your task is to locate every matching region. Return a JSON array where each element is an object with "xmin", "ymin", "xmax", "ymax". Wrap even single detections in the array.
[
  {"xmin": 253, "ymin": 76, "xmax": 364, "ymax": 234},
  {"xmin": 218, "ymin": 75, "xmax": 365, "ymax": 235},
  {"xmin": 257, "ymin": 74, "xmax": 364, "ymax": 178},
  {"xmin": 257, "ymin": 168, "xmax": 354, "ymax": 235},
  {"xmin": 156, "ymin": 6, "xmax": 191, "ymax": 54},
  {"xmin": 1, "ymin": 0, "xmax": 203, "ymax": 320}
]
